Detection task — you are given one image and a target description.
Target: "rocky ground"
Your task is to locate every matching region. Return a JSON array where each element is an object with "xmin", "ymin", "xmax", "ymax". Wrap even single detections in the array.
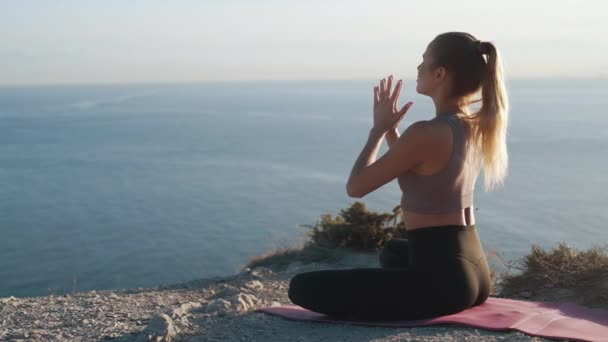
[{"xmin": 0, "ymin": 253, "xmax": 559, "ymax": 341}]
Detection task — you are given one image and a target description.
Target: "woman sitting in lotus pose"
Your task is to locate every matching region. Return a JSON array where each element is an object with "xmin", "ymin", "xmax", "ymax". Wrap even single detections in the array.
[{"xmin": 288, "ymin": 31, "xmax": 509, "ymax": 321}]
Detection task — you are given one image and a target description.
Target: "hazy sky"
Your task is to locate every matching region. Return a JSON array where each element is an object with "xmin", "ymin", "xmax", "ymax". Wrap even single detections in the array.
[{"xmin": 1, "ymin": 0, "xmax": 606, "ymax": 85}]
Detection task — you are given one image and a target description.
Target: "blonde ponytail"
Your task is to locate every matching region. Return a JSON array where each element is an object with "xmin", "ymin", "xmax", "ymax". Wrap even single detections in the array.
[{"xmin": 470, "ymin": 41, "xmax": 509, "ymax": 191}]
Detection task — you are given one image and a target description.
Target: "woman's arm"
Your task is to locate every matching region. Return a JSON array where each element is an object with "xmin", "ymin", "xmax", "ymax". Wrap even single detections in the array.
[
  {"xmin": 347, "ymin": 127, "xmax": 387, "ymax": 197},
  {"xmin": 346, "ymin": 121, "xmax": 429, "ymax": 198},
  {"xmin": 385, "ymin": 128, "xmax": 400, "ymax": 148}
]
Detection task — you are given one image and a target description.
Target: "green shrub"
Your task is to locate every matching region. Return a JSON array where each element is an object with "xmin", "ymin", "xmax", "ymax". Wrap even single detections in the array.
[
  {"xmin": 301, "ymin": 201, "xmax": 407, "ymax": 251},
  {"xmin": 245, "ymin": 201, "xmax": 407, "ymax": 272}
]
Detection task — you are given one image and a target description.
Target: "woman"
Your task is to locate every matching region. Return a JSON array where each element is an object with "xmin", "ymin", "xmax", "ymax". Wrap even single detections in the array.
[{"xmin": 288, "ymin": 32, "xmax": 509, "ymax": 321}]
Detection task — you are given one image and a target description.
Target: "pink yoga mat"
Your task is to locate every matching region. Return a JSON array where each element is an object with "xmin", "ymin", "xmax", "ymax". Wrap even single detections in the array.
[{"xmin": 256, "ymin": 297, "xmax": 608, "ymax": 342}]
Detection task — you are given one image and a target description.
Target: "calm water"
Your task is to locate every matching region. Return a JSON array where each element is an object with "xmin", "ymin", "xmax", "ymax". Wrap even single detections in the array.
[{"xmin": 1, "ymin": 79, "xmax": 607, "ymax": 297}]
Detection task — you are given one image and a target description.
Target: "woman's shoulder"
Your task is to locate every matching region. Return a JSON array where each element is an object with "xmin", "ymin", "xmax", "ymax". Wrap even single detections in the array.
[
  {"xmin": 406, "ymin": 117, "xmax": 453, "ymax": 143},
  {"xmin": 396, "ymin": 119, "xmax": 452, "ymax": 159}
]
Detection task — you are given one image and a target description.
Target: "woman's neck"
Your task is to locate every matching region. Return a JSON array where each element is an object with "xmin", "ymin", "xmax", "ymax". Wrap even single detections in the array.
[{"xmin": 432, "ymin": 95, "xmax": 461, "ymax": 117}]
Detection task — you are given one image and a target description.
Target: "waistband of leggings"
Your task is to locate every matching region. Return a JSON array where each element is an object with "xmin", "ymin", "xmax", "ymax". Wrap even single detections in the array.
[{"xmin": 406, "ymin": 224, "xmax": 477, "ymax": 237}]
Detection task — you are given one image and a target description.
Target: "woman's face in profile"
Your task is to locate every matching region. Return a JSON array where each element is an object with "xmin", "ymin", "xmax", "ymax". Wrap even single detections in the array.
[{"xmin": 416, "ymin": 46, "xmax": 437, "ymax": 96}]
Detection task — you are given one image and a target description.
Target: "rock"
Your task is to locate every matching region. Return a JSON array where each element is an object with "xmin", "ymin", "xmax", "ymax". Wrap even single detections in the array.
[
  {"xmin": 204, "ymin": 299, "xmax": 232, "ymax": 314},
  {"xmin": 244, "ymin": 280, "xmax": 264, "ymax": 290},
  {"xmin": 178, "ymin": 315, "xmax": 190, "ymax": 327},
  {"xmin": 212, "ymin": 285, "xmax": 240, "ymax": 299},
  {"xmin": 30, "ymin": 329, "xmax": 49, "ymax": 336},
  {"xmin": 0, "ymin": 296, "xmax": 18, "ymax": 304},
  {"xmin": 270, "ymin": 301, "xmax": 282, "ymax": 307},
  {"xmin": 7, "ymin": 331, "xmax": 28, "ymax": 339},
  {"xmin": 236, "ymin": 293, "xmax": 258, "ymax": 311},
  {"xmin": 171, "ymin": 302, "xmax": 202, "ymax": 319},
  {"xmin": 135, "ymin": 314, "xmax": 179, "ymax": 342},
  {"xmin": 519, "ymin": 291, "xmax": 532, "ymax": 298},
  {"xmin": 250, "ymin": 267, "xmax": 274, "ymax": 278}
]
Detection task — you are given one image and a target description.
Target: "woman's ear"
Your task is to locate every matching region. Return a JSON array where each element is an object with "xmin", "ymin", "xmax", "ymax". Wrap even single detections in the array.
[{"xmin": 434, "ymin": 66, "xmax": 447, "ymax": 81}]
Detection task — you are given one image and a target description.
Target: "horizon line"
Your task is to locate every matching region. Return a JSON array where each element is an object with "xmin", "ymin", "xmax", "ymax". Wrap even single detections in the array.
[{"xmin": 1, "ymin": 76, "xmax": 607, "ymax": 88}]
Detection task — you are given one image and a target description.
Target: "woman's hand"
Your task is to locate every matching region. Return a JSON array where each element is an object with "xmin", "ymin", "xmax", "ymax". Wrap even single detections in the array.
[{"xmin": 373, "ymin": 75, "xmax": 414, "ymax": 134}]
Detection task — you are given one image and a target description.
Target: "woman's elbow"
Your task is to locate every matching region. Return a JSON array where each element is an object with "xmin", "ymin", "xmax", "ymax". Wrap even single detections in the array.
[{"xmin": 346, "ymin": 183, "xmax": 362, "ymax": 198}]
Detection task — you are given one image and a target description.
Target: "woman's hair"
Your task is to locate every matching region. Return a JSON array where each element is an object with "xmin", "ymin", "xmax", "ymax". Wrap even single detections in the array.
[{"xmin": 429, "ymin": 32, "xmax": 509, "ymax": 191}]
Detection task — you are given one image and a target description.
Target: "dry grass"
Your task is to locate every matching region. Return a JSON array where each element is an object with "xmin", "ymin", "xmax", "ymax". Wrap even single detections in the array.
[
  {"xmin": 496, "ymin": 242, "xmax": 608, "ymax": 308},
  {"xmin": 483, "ymin": 247, "xmax": 510, "ymax": 296}
]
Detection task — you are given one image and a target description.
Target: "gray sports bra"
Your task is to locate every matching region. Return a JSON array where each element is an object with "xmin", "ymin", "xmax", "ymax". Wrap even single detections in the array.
[{"xmin": 398, "ymin": 114, "xmax": 482, "ymax": 214}]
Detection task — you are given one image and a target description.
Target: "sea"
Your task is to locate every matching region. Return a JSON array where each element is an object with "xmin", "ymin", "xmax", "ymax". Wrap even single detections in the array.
[{"xmin": 1, "ymin": 79, "xmax": 607, "ymax": 298}]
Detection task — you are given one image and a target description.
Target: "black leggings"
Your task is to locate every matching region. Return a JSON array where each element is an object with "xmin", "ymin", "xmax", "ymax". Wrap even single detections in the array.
[{"xmin": 288, "ymin": 224, "xmax": 492, "ymax": 321}]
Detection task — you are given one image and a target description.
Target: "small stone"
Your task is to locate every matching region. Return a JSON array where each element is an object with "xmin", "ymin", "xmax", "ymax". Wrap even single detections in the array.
[
  {"xmin": 30, "ymin": 329, "xmax": 48, "ymax": 335},
  {"xmin": 135, "ymin": 314, "xmax": 179, "ymax": 342},
  {"xmin": 237, "ymin": 293, "xmax": 257, "ymax": 311},
  {"xmin": 204, "ymin": 299, "xmax": 232, "ymax": 314},
  {"xmin": 171, "ymin": 302, "xmax": 202, "ymax": 318},
  {"xmin": 250, "ymin": 267, "xmax": 274, "ymax": 278},
  {"xmin": 8, "ymin": 332, "xmax": 28, "ymax": 339},
  {"xmin": 244, "ymin": 280, "xmax": 264, "ymax": 290},
  {"xmin": 519, "ymin": 291, "xmax": 532, "ymax": 298},
  {"xmin": 213, "ymin": 285, "xmax": 240, "ymax": 298},
  {"xmin": 270, "ymin": 301, "xmax": 282, "ymax": 307}
]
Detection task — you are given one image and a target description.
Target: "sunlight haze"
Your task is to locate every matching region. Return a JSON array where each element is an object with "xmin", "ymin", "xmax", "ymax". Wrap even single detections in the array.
[{"xmin": 1, "ymin": 0, "xmax": 606, "ymax": 85}]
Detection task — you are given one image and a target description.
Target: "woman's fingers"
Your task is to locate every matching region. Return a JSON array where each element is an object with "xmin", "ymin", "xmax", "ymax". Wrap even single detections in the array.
[
  {"xmin": 373, "ymin": 86, "xmax": 379, "ymax": 107},
  {"xmin": 379, "ymin": 75, "xmax": 405, "ymax": 105},
  {"xmin": 398, "ymin": 101, "xmax": 414, "ymax": 115},
  {"xmin": 391, "ymin": 80, "xmax": 402, "ymax": 104}
]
